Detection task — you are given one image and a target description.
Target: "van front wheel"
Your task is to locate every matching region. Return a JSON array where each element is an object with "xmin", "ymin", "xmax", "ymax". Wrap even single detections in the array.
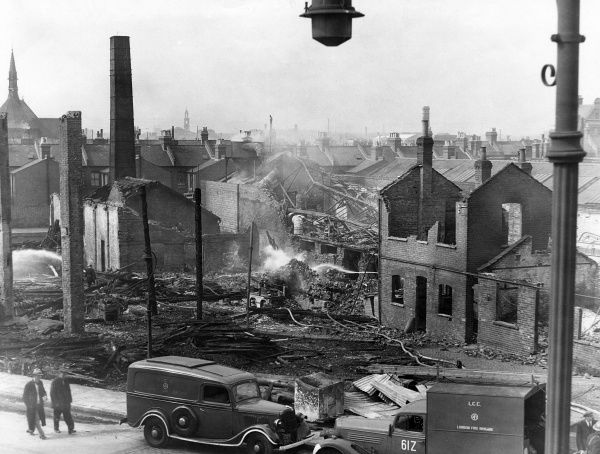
[
  {"xmin": 245, "ymin": 433, "xmax": 274, "ymax": 454},
  {"xmin": 144, "ymin": 416, "xmax": 169, "ymax": 448}
]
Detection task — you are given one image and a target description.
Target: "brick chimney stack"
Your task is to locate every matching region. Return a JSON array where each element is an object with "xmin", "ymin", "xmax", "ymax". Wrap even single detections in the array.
[
  {"xmin": 416, "ymin": 106, "xmax": 434, "ymax": 240},
  {"xmin": 518, "ymin": 147, "xmax": 533, "ymax": 175},
  {"xmin": 0, "ymin": 113, "xmax": 13, "ymax": 321},
  {"xmin": 485, "ymin": 128, "xmax": 498, "ymax": 146},
  {"xmin": 201, "ymin": 126, "xmax": 209, "ymax": 144},
  {"xmin": 59, "ymin": 111, "xmax": 84, "ymax": 334},
  {"xmin": 474, "ymin": 145, "xmax": 492, "ymax": 185},
  {"xmin": 417, "ymin": 106, "xmax": 433, "ymax": 168},
  {"xmin": 389, "ymin": 132, "xmax": 402, "ymax": 155},
  {"xmin": 109, "ymin": 36, "xmax": 136, "ymax": 182}
]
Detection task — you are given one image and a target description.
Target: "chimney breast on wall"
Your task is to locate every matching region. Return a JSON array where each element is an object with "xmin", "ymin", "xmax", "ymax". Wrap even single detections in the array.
[{"xmin": 518, "ymin": 147, "xmax": 533, "ymax": 175}]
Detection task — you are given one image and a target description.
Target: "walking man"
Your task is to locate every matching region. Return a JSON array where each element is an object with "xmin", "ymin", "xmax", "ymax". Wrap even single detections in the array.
[
  {"xmin": 22, "ymin": 368, "xmax": 47, "ymax": 439},
  {"xmin": 577, "ymin": 411, "xmax": 597, "ymax": 453},
  {"xmin": 50, "ymin": 371, "xmax": 76, "ymax": 434}
]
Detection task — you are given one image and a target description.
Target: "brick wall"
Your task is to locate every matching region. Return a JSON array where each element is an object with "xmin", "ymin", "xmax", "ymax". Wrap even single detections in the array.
[
  {"xmin": 11, "ymin": 159, "xmax": 59, "ymax": 227},
  {"xmin": 0, "ymin": 113, "xmax": 13, "ymax": 319},
  {"xmin": 238, "ymin": 185, "xmax": 288, "ymax": 247},
  {"xmin": 467, "ymin": 164, "xmax": 552, "ymax": 271},
  {"xmin": 381, "ymin": 168, "xmax": 461, "ymax": 240},
  {"xmin": 200, "ymin": 181, "xmax": 239, "ymax": 232},
  {"xmin": 201, "ymin": 181, "xmax": 289, "ymax": 249},
  {"xmin": 473, "ymin": 278, "xmax": 538, "ymax": 354},
  {"xmin": 379, "ymin": 198, "xmax": 469, "ymax": 341},
  {"xmin": 59, "ymin": 111, "xmax": 84, "ymax": 333},
  {"xmin": 126, "ymin": 184, "xmax": 219, "ymax": 235},
  {"xmin": 573, "ymin": 339, "xmax": 600, "ymax": 374}
]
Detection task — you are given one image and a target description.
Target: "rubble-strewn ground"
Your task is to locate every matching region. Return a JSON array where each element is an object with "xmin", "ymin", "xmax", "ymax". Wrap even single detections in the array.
[
  {"xmin": 0, "ymin": 264, "xmax": 558, "ymax": 396},
  {"xmin": 5, "ymin": 256, "xmax": 600, "ymax": 422}
]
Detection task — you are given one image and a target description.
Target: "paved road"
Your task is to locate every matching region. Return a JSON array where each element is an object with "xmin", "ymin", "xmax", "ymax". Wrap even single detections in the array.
[{"xmin": 0, "ymin": 408, "xmax": 236, "ymax": 454}]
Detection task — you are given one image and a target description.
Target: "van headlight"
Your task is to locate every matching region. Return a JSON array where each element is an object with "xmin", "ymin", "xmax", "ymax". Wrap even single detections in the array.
[{"xmin": 312, "ymin": 443, "xmax": 321, "ymax": 454}]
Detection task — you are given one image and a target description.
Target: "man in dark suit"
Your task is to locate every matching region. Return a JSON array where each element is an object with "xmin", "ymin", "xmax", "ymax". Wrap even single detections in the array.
[
  {"xmin": 576, "ymin": 411, "xmax": 596, "ymax": 453},
  {"xmin": 22, "ymin": 368, "xmax": 47, "ymax": 439},
  {"xmin": 50, "ymin": 371, "xmax": 76, "ymax": 434},
  {"xmin": 588, "ymin": 421, "xmax": 600, "ymax": 454}
]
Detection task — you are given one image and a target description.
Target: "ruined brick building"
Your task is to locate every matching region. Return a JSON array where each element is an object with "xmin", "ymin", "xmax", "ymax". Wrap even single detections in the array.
[
  {"xmin": 82, "ymin": 178, "xmax": 219, "ymax": 272},
  {"xmin": 378, "ymin": 107, "xmax": 597, "ymax": 352}
]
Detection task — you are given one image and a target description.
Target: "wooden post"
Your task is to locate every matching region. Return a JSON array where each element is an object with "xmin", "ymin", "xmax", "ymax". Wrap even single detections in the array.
[
  {"xmin": 194, "ymin": 188, "xmax": 203, "ymax": 320},
  {"xmin": 246, "ymin": 222, "xmax": 255, "ymax": 327},
  {"xmin": 140, "ymin": 185, "xmax": 157, "ymax": 358}
]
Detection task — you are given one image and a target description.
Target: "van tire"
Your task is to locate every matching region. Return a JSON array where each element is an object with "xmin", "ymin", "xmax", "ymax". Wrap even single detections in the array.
[
  {"xmin": 144, "ymin": 416, "xmax": 169, "ymax": 448},
  {"xmin": 319, "ymin": 448, "xmax": 342, "ymax": 454},
  {"xmin": 171, "ymin": 406, "xmax": 198, "ymax": 437},
  {"xmin": 245, "ymin": 433, "xmax": 274, "ymax": 454}
]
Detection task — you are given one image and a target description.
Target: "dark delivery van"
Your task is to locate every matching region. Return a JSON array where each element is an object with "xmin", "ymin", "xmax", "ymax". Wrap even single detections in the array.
[{"xmin": 313, "ymin": 382, "xmax": 546, "ymax": 454}]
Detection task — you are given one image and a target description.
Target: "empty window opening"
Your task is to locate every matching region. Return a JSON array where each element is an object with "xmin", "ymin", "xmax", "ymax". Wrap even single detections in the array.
[
  {"xmin": 391, "ymin": 275, "xmax": 404, "ymax": 304},
  {"xmin": 415, "ymin": 276, "xmax": 427, "ymax": 331},
  {"xmin": 438, "ymin": 284, "xmax": 453, "ymax": 316},
  {"xmin": 438, "ymin": 200, "xmax": 456, "ymax": 244},
  {"xmin": 321, "ymin": 244, "xmax": 337, "ymax": 254},
  {"xmin": 501, "ymin": 203, "xmax": 522, "ymax": 245},
  {"xmin": 496, "ymin": 283, "xmax": 518, "ymax": 324}
]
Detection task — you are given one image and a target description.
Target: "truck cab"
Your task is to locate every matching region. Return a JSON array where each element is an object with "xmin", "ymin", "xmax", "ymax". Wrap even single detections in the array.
[{"xmin": 314, "ymin": 382, "xmax": 545, "ymax": 454}]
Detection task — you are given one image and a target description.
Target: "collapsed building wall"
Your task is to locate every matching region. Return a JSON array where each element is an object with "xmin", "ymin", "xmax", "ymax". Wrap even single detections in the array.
[
  {"xmin": 379, "ymin": 205, "xmax": 469, "ymax": 341},
  {"xmin": 474, "ymin": 235, "xmax": 598, "ymax": 355},
  {"xmin": 200, "ymin": 180, "xmax": 289, "ymax": 249}
]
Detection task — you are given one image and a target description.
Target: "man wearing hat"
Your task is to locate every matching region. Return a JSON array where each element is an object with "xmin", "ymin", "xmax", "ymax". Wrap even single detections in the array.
[
  {"xmin": 22, "ymin": 368, "xmax": 47, "ymax": 439},
  {"xmin": 50, "ymin": 371, "xmax": 75, "ymax": 434},
  {"xmin": 587, "ymin": 421, "xmax": 600, "ymax": 454},
  {"xmin": 577, "ymin": 411, "xmax": 597, "ymax": 453}
]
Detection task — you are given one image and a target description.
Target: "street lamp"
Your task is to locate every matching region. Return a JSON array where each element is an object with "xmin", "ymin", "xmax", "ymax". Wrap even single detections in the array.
[
  {"xmin": 300, "ymin": 0, "xmax": 364, "ymax": 47},
  {"xmin": 300, "ymin": 1, "xmax": 586, "ymax": 453}
]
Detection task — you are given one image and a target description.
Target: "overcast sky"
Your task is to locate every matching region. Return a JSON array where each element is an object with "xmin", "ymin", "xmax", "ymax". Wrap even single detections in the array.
[{"xmin": 3, "ymin": 0, "xmax": 600, "ymax": 139}]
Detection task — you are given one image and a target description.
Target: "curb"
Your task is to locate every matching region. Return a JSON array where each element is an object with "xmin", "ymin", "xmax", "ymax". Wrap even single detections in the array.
[{"xmin": 0, "ymin": 393, "xmax": 125, "ymax": 425}]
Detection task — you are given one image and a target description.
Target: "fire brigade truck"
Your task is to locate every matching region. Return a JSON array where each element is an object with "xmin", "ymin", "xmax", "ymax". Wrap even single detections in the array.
[{"xmin": 312, "ymin": 382, "xmax": 546, "ymax": 454}]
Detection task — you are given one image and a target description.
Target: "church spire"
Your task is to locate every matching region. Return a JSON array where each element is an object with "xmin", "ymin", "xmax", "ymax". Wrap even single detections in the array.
[
  {"xmin": 8, "ymin": 50, "xmax": 18, "ymax": 98},
  {"xmin": 184, "ymin": 108, "xmax": 190, "ymax": 132}
]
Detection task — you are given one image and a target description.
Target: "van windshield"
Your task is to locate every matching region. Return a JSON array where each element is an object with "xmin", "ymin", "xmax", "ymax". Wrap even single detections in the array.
[{"xmin": 235, "ymin": 381, "xmax": 260, "ymax": 402}]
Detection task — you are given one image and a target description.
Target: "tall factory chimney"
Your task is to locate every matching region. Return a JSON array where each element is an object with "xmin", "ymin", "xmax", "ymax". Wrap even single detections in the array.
[{"xmin": 110, "ymin": 36, "xmax": 136, "ymax": 181}]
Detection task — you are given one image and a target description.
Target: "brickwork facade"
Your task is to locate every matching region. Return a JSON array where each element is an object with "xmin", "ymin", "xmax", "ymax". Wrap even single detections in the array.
[
  {"xmin": 11, "ymin": 158, "xmax": 59, "ymax": 227},
  {"xmin": 59, "ymin": 111, "xmax": 84, "ymax": 333},
  {"xmin": 83, "ymin": 180, "xmax": 220, "ymax": 272},
  {"xmin": 200, "ymin": 181, "xmax": 289, "ymax": 250},
  {"xmin": 379, "ymin": 161, "xmax": 562, "ymax": 347},
  {"xmin": 473, "ymin": 236, "xmax": 597, "ymax": 354},
  {"xmin": 466, "ymin": 164, "xmax": 552, "ymax": 271},
  {"xmin": 0, "ymin": 113, "xmax": 13, "ymax": 320},
  {"xmin": 379, "ymin": 198, "xmax": 469, "ymax": 341},
  {"xmin": 473, "ymin": 279, "xmax": 538, "ymax": 354}
]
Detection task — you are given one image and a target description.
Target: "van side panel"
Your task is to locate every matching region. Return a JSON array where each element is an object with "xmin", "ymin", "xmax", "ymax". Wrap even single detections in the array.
[{"xmin": 426, "ymin": 392, "xmax": 524, "ymax": 454}]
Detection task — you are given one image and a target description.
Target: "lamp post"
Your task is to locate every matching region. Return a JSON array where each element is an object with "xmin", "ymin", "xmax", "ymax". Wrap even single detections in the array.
[
  {"xmin": 302, "ymin": 1, "xmax": 585, "ymax": 452},
  {"xmin": 546, "ymin": 1, "xmax": 586, "ymax": 452}
]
